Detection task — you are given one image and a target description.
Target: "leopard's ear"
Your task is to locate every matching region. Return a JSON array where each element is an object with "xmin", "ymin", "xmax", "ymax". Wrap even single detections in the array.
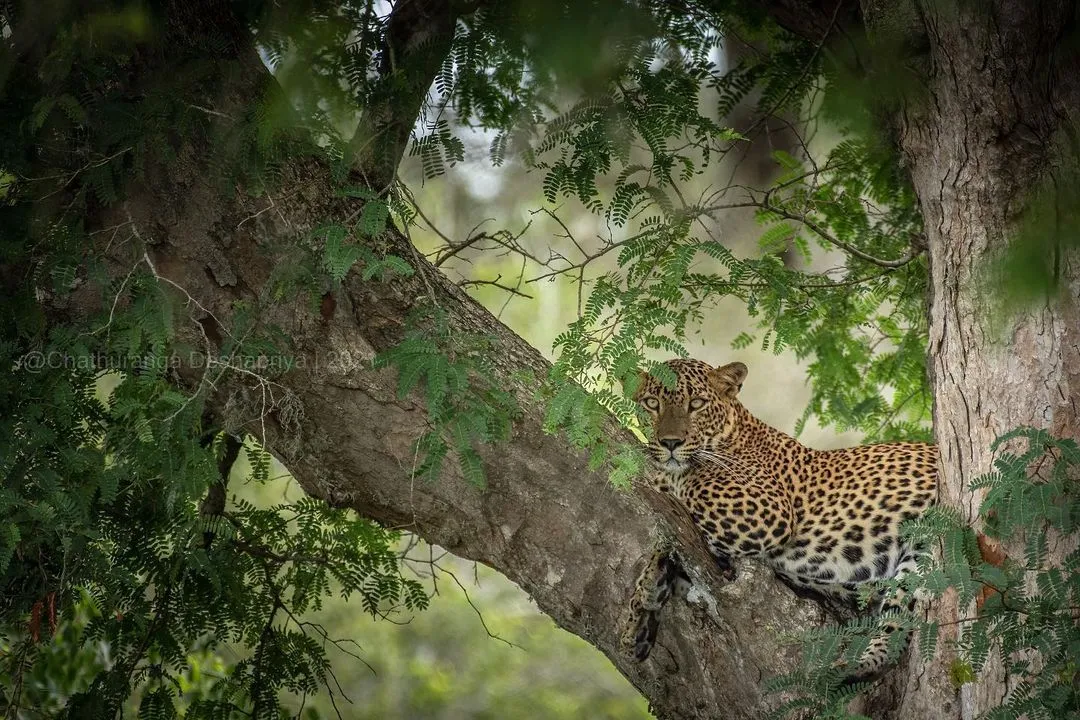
[
  {"xmin": 625, "ymin": 369, "xmax": 649, "ymax": 401},
  {"xmin": 708, "ymin": 362, "xmax": 747, "ymax": 398}
]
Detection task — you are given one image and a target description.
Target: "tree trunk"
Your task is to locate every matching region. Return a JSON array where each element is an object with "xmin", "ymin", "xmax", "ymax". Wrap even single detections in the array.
[
  {"xmin": 721, "ymin": 37, "xmax": 805, "ymax": 269},
  {"xmin": 49, "ymin": 4, "xmax": 833, "ymax": 718},
  {"xmin": 863, "ymin": 2, "xmax": 1080, "ymax": 718},
  {"xmin": 755, "ymin": 1, "xmax": 1080, "ymax": 716}
]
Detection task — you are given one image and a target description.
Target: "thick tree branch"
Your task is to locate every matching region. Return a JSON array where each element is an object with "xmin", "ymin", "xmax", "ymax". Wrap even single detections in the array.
[
  {"xmin": 692, "ymin": 0, "xmax": 860, "ymax": 43},
  {"xmin": 351, "ymin": 0, "xmax": 459, "ymax": 189}
]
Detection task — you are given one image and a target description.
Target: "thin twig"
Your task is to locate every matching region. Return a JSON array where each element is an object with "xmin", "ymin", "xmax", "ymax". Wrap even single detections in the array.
[
  {"xmin": 432, "ymin": 561, "xmax": 521, "ymax": 650},
  {"xmin": 458, "ymin": 276, "xmax": 534, "ymax": 299}
]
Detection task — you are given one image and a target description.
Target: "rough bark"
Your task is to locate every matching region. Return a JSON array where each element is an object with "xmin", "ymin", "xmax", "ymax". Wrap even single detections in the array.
[
  {"xmin": 860, "ymin": 2, "xmax": 1080, "ymax": 718},
  {"xmin": 49, "ymin": 4, "xmax": 836, "ymax": 719}
]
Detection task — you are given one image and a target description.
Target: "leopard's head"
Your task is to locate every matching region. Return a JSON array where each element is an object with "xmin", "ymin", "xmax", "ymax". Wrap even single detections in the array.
[{"xmin": 631, "ymin": 358, "xmax": 747, "ymax": 474}]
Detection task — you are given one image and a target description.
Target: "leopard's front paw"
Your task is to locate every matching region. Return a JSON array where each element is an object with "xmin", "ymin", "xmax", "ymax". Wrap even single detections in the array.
[
  {"xmin": 620, "ymin": 549, "xmax": 689, "ymax": 662},
  {"xmin": 619, "ymin": 603, "xmax": 659, "ymax": 661},
  {"xmin": 704, "ymin": 543, "xmax": 737, "ymax": 582}
]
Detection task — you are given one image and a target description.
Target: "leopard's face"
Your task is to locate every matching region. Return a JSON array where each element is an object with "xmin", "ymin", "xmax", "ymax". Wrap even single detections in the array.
[{"xmin": 633, "ymin": 359, "xmax": 747, "ymax": 474}]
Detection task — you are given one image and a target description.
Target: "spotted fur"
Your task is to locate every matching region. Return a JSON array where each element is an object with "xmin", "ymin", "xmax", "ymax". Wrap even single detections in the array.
[{"xmin": 622, "ymin": 358, "xmax": 937, "ymax": 681}]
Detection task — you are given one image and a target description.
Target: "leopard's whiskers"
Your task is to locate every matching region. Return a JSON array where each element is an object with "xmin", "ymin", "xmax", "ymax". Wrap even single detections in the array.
[{"xmin": 693, "ymin": 449, "xmax": 759, "ymax": 479}]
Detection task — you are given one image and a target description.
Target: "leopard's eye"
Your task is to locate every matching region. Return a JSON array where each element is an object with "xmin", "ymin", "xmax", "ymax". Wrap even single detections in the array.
[
  {"xmin": 641, "ymin": 397, "xmax": 660, "ymax": 411},
  {"xmin": 688, "ymin": 397, "xmax": 707, "ymax": 411}
]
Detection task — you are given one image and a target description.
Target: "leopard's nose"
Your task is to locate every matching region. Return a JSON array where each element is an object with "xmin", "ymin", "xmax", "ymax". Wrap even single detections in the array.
[{"xmin": 659, "ymin": 438, "xmax": 684, "ymax": 451}]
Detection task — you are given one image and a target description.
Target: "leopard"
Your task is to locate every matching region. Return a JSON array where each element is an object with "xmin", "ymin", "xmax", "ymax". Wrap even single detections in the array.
[{"xmin": 620, "ymin": 358, "xmax": 938, "ymax": 683}]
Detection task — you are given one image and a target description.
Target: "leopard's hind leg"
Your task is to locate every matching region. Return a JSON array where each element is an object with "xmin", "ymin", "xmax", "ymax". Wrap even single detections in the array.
[{"xmin": 844, "ymin": 549, "xmax": 924, "ymax": 684}]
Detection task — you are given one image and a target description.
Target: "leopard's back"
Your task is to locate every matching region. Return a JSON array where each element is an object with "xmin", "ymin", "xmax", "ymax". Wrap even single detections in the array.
[{"xmin": 767, "ymin": 441, "xmax": 938, "ymax": 593}]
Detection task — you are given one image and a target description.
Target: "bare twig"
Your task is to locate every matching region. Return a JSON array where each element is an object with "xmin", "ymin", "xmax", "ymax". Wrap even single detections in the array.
[
  {"xmin": 432, "ymin": 561, "xmax": 521, "ymax": 650},
  {"xmin": 458, "ymin": 275, "xmax": 534, "ymax": 299}
]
